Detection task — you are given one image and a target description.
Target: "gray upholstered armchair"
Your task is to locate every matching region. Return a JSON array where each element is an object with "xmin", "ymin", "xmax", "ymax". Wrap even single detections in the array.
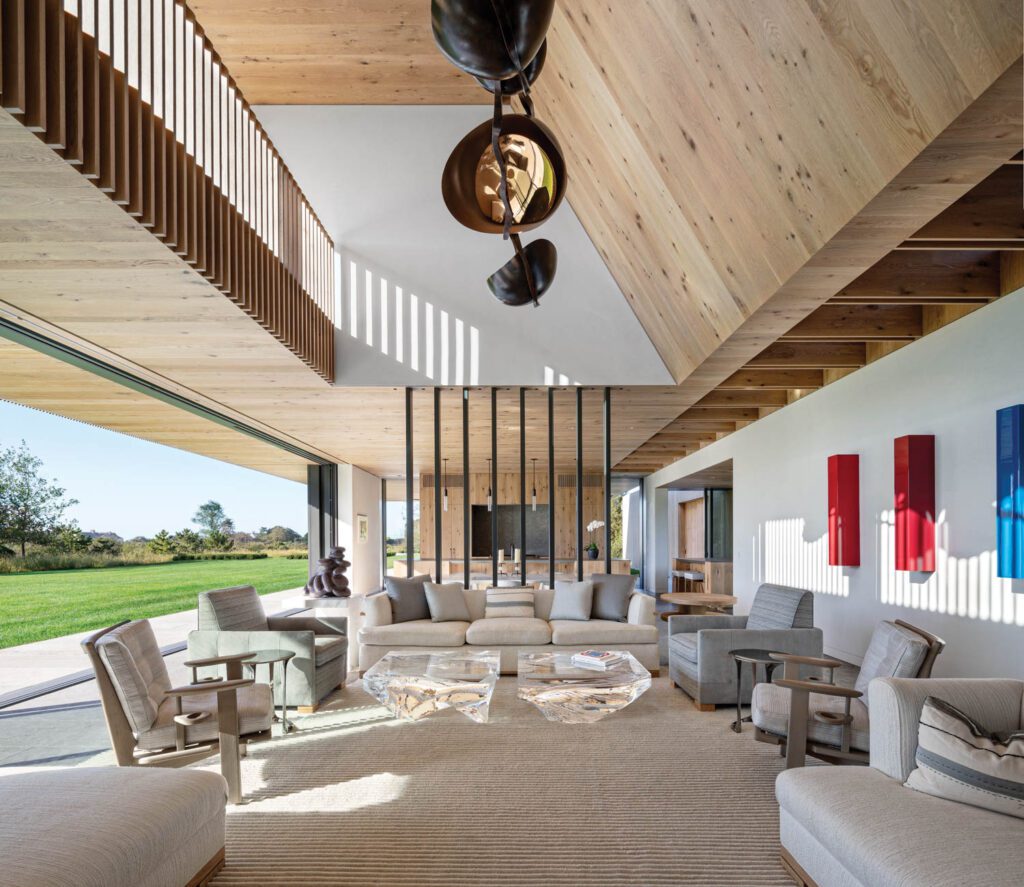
[
  {"xmin": 187, "ymin": 585, "xmax": 348, "ymax": 712},
  {"xmin": 668, "ymin": 584, "xmax": 822, "ymax": 710}
]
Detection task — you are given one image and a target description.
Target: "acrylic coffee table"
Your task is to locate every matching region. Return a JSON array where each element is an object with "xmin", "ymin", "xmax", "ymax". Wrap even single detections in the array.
[
  {"xmin": 362, "ymin": 649, "xmax": 500, "ymax": 723},
  {"xmin": 517, "ymin": 651, "xmax": 652, "ymax": 724}
]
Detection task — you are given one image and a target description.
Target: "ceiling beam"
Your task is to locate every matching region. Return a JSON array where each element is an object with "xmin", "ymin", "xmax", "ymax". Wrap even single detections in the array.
[
  {"xmin": 780, "ymin": 305, "xmax": 922, "ymax": 341},
  {"xmin": 906, "ymin": 166, "xmax": 1024, "ymax": 244},
  {"xmin": 745, "ymin": 341, "xmax": 866, "ymax": 368},
  {"xmin": 718, "ymin": 368, "xmax": 824, "ymax": 389},
  {"xmin": 831, "ymin": 251, "xmax": 999, "ymax": 304}
]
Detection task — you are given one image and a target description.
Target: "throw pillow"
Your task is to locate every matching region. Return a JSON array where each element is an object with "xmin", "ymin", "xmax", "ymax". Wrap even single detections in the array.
[
  {"xmin": 384, "ymin": 574, "xmax": 432, "ymax": 623},
  {"xmin": 550, "ymin": 580, "xmax": 594, "ymax": 621},
  {"xmin": 424, "ymin": 582, "xmax": 471, "ymax": 623},
  {"xmin": 590, "ymin": 573, "xmax": 636, "ymax": 622},
  {"xmin": 904, "ymin": 696, "xmax": 1024, "ymax": 819},
  {"xmin": 484, "ymin": 587, "xmax": 535, "ymax": 619}
]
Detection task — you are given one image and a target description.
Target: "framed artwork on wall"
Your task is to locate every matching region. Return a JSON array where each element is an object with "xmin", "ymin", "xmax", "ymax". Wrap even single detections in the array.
[{"xmin": 357, "ymin": 514, "xmax": 369, "ymax": 543}]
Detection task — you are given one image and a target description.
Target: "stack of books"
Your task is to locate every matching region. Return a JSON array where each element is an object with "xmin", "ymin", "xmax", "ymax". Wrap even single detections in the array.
[{"xmin": 571, "ymin": 650, "xmax": 624, "ymax": 670}]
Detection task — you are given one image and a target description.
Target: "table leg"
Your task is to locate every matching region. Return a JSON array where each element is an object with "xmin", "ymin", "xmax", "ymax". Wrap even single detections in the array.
[
  {"xmin": 731, "ymin": 657, "xmax": 743, "ymax": 733},
  {"xmin": 280, "ymin": 660, "xmax": 292, "ymax": 733}
]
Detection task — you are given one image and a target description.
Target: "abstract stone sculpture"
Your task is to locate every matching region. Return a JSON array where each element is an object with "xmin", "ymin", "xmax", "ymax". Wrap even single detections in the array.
[{"xmin": 305, "ymin": 546, "xmax": 351, "ymax": 598}]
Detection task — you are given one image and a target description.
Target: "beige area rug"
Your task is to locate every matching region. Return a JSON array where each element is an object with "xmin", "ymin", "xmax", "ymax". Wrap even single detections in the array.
[{"xmin": 208, "ymin": 677, "xmax": 793, "ymax": 886}]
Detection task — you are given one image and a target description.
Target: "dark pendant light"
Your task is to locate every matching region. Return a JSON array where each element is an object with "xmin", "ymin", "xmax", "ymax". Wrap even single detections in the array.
[
  {"xmin": 431, "ymin": 0, "xmax": 554, "ymax": 81},
  {"xmin": 442, "ymin": 458, "xmax": 449, "ymax": 512},
  {"xmin": 486, "ymin": 458, "xmax": 493, "ymax": 511},
  {"xmin": 531, "ymin": 458, "xmax": 538, "ymax": 511}
]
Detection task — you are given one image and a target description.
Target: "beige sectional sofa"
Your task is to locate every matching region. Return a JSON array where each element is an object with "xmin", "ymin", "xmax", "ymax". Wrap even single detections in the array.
[{"xmin": 358, "ymin": 584, "xmax": 659, "ymax": 674}]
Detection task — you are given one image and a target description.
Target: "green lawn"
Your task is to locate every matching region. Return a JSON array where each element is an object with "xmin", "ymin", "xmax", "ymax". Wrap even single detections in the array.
[{"xmin": 0, "ymin": 558, "xmax": 308, "ymax": 649}]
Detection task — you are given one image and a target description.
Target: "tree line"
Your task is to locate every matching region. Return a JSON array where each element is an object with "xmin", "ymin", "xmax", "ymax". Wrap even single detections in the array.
[{"xmin": 0, "ymin": 441, "xmax": 303, "ymax": 560}]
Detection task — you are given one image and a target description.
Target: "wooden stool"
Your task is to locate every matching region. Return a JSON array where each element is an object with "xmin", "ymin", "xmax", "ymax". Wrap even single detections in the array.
[{"xmin": 680, "ymin": 570, "xmax": 704, "ymax": 593}]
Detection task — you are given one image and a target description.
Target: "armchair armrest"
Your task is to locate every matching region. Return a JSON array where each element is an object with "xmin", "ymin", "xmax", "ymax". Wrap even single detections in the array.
[
  {"xmin": 667, "ymin": 614, "xmax": 747, "ymax": 635},
  {"xmin": 775, "ymin": 678, "xmax": 861, "ymax": 699},
  {"xmin": 627, "ymin": 592, "xmax": 656, "ymax": 627},
  {"xmin": 695, "ymin": 628, "xmax": 823, "ymax": 684},
  {"xmin": 267, "ymin": 614, "xmax": 347, "ymax": 636},
  {"xmin": 165, "ymin": 678, "xmax": 254, "ymax": 697}
]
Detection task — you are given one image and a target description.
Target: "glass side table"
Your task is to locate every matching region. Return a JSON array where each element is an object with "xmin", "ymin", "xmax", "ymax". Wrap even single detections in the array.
[
  {"xmin": 244, "ymin": 649, "xmax": 296, "ymax": 734},
  {"xmin": 728, "ymin": 648, "xmax": 781, "ymax": 734}
]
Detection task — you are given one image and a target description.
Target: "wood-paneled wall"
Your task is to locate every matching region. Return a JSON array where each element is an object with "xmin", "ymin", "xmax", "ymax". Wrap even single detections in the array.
[
  {"xmin": 419, "ymin": 471, "xmax": 607, "ymax": 561},
  {"xmin": 0, "ymin": 0, "xmax": 335, "ymax": 381}
]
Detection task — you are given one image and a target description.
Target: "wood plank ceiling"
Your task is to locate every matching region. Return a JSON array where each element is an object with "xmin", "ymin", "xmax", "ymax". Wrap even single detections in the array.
[{"xmin": 1, "ymin": 3, "xmax": 1022, "ymax": 482}]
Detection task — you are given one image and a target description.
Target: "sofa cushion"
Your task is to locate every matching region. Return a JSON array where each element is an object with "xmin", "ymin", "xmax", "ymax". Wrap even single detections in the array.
[
  {"xmin": 668, "ymin": 632, "xmax": 699, "ymax": 664},
  {"xmin": 198, "ymin": 585, "xmax": 268, "ymax": 631},
  {"xmin": 854, "ymin": 621, "xmax": 929, "ymax": 701},
  {"xmin": 484, "ymin": 587, "xmax": 535, "ymax": 618},
  {"xmin": 465, "ymin": 617, "xmax": 551, "ymax": 645},
  {"xmin": 746, "ymin": 584, "xmax": 813, "ymax": 630},
  {"xmin": 777, "ymin": 766, "xmax": 1024, "ymax": 887},
  {"xmin": 549, "ymin": 619, "xmax": 658, "ymax": 646},
  {"xmin": 590, "ymin": 573, "xmax": 636, "ymax": 622},
  {"xmin": 359, "ymin": 619, "xmax": 468, "ymax": 647},
  {"xmin": 384, "ymin": 574, "xmax": 433, "ymax": 623},
  {"xmin": 314, "ymin": 635, "xmax": 348, "ymax": 666},
  {"xmin": 550, "ymin": 580, "xmax": 594, "ymax": 621},
  {"xmin": 752, "ymin": 681, "xmax": 870, "ymax": 752},
  {"xmin": 425, "ymin": 581, "xmax": 472, "ymax": 622},
  {"xmin": 905, "ymin": 696, "xmax": 1024, "ymax": 819}
]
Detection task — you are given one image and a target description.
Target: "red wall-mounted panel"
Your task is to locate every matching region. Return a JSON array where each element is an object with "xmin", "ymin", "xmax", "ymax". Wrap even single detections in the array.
[
  {"xmin": 828, "ymin": 454, "xmax": 860, "ymax": 566},
  {"xmin": 894, "ymin": 435, "xmax": 936, "ymax": 572}
]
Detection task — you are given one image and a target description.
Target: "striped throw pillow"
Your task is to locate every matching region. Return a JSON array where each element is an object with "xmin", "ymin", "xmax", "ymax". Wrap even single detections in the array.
[
  {"xmin": 484, "ymin": 588, "xmax": 535, "ymax": 619},
  {"xmin": 905, "ymin": 696, "xmax": 1024, "ymax": 819}
]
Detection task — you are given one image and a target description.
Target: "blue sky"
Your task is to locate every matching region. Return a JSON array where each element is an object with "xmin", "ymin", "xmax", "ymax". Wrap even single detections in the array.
[{"xmin": 0, "ymin": 401, "xmax": 306, "ymax": 539}]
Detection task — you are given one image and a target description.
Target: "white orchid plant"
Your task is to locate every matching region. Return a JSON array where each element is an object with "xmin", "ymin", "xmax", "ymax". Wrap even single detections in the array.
[{"xmin": 585, "ymin": 519, "xmax": 605, "ymax": 553}]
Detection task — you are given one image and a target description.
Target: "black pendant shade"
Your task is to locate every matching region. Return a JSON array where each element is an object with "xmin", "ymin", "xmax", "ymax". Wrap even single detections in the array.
[
  {"xmin": 475, "ymin": 40, "xmax": 546, "ymax": 96},
  {"xmin": 431, "ymin": 0, "xmax": 554, "ymax": 81},
  {"xmin": 487, "ymin": 239, "xmax": 557, "ymax": 307},
  {"xmin": 442, "ymin": 114, "xmax": 566, "ymax": 236}
]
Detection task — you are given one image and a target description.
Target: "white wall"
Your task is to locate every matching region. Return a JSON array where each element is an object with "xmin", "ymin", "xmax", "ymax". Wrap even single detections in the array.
[
  {"xmin": 646, "ymin": 291, "xmax": 1024, "ymax": 679},
  {"xmin": 336, "ymin": 464, "xmax": 383, "ymax": 596}
]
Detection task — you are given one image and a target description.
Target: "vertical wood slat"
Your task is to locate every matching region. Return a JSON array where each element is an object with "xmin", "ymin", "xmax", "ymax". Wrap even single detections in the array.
[
  {"xmin": 62, "ymin": 6, "xmax": 84, "ymax": 165},
  {"xmin": 2, "ymin": 0, "xmax": 335, "ymax": 381},
  {"xmin": 1, "ymin": 0, "xmax": 27, "ymax": 115},
  {"xmin": 21, "ymin": 0, "xmax": 44, "ymax": 131},
  {"xmin": 42, "ymin": 0, "xmax": 65, "ymax": 148}
]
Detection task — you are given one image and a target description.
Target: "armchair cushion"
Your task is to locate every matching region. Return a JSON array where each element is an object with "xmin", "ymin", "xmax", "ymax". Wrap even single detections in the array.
[
  {"xmin": 384, "ymin": 574, "xmax": 432, "ymax": 623},
  {"xmin": 590, "ymin": 573, "xmax": 635, "ymax": 622},
  {"xmin": 854, "ymin": 621, "xmax": 929, "ymax": 701},
  {"xmin": 668, "ymin": 632, "xmax": 698, "ymax": 664},
  {"xmin": 95, "ymin": 619, "xmax": 170, "ymax": 735},
  {"xmin": 197, "ymin": 585, "xmax": 268, "ymax": 631},
  {"xmin": 752, "ymin": 681, "xmax": 871, "ymax": 751},
  {"xmin": 137, "ymin": 682, "xmax": 273, "ymax": 750},
  {"xmin": 313, "ymin": 635, "xmax": 348, "ymax": 666},
  {"xmin": 746, "ymin": 584, "xmax": 814, "ymax": 630}
]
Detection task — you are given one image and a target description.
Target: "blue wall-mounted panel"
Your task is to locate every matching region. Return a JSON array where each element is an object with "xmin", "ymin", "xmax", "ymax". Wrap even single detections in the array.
[{"xmin": 996, "ymin": 404, "xmax": 1024, "ymax": 580}]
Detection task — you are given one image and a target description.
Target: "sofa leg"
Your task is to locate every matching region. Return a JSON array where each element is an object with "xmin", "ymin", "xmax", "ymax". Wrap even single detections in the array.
[
  {"xmin": 297, "ymin": 703, "xmax": 318, "ymax": 714},
  {"xmin": 187, "ymin": 847, "xmax": 225, "ymax": 887},
  {"xmin": 650, "ymin": 669, "xmax": 660, "ymax": 677},
  {"xmin": 780, "ymin": 847, "xmax": 818, "ymax": 887},
  {"xmin": 695, "ymin": 702, "xmax": 716, "ymax": 712}
]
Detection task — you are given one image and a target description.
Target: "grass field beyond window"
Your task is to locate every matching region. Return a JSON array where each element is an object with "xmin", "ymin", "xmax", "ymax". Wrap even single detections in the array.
[{"xmin": 0, "ymin": 558, "xmax": 308, "ymax": 649}]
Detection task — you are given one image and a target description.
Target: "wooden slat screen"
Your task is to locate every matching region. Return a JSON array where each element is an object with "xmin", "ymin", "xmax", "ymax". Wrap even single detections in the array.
[{"xmin": 0, "ymin": 0, "xmax": 335, "ymax": 382}]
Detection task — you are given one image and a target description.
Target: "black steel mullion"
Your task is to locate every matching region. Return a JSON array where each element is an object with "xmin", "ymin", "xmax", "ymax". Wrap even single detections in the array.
[
  {"xmin": 548, "ymin": 387, "xmax": 555, "ymax": 590},
  {"xmin": 380, "ymin": 477, "xmax": 387, "ymax": 584},
  {"xmin": 405, "ymin": 386, "xmax": 413, "ymax": 578},
  {"xmin": 576, "ymin": 387, "xmax": 584, "ymax": 582},
  {"xmin": 604, "ymin": 386, "xmax": 612, "ymax": 574},
  {"xmin": 463, "ymin": 387, "xmax": 470, "ymax": 590},
  {"xmin": 639, "ymin": 478, "xmax": 646, "ymax": 591},
  {"xmin": 520, "ymin": 387, "xmax": 526, "ymax": 586},
  {"xmin": 491, "ymin": 387, "xmax": 498, "ymax": 585},
  {"xmin": 434, "ymin": 387, "xmax": 442, "ymax": 582}
]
